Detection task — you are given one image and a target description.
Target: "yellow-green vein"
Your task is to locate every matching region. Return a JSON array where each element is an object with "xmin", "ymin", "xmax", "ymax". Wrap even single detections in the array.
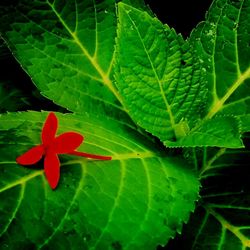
[
  {"xmin": 90, "ymin": 159, "xmax": 126, "ymax": 249},
  {"xmin": 0, "ymin": 183, "xmax": 26, "ymax": 237},
  {"xmin": 38, "ymin": 162, "xmax": 86, "ymax": 248},
  {"xmin": 0, "ymin": 170, "xmax": 43, "ymax": 194},
  {"xmin": 46, "ymin": 0, "xmax": 123, "ymax": 105},
  {"xmin": 199, "ymin": 148, "xmax": 226, "ymax": 177},
  {"xmin": 234, "ymin": 0, "xmax": 244, "ymax": 78},
  {"xmin": 205, "ymin": 205, "xmax": 250, "ymax": 248},
  {"xmin": 125, "ymin": 10, "xmax": 177, "ymax": 132},
  {"xmin": 206, "ymin": 66, "xmax": 250, "ymax": 119},
  {"xmin": 123, "ymin": 158, "xmax": 152, "ymax": 250},
  {"xmin": 191, "ymin": 211, "xmax": 209, "ymax": 249}
]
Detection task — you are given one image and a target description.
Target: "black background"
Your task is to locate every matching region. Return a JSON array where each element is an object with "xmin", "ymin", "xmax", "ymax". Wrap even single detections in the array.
[{"xmin": 145, "ymin": 0, "xmax": 212, "ymax": 38}]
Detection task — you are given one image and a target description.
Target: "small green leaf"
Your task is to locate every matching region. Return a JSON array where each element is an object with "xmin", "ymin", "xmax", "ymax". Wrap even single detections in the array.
[
  {"xmin": 165, "ymin": 116, "xmax": 243, "ymax": 148},
  {"xmin": 115, "ymin": 3, "xmax": 206, "ymax": 143},
  {"xmin": 0, "ymin": 111, "xmax": 199, "ymax": 249}
]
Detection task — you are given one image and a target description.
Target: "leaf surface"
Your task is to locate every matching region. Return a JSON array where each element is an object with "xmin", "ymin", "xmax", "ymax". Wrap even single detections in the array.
[
  {"xmin": 0, "ymin": 111, "xmax": 199, "ymax": 250},
  {"xmin": 190, "ymin": 0, "xmax": 250, "ymax": 123},
  {"xmin": 165, "ymin": 116, "xmax": 243, "ymax": 148},
  {"xmin": 115, "ymin": 3, "xmax": 206, "ymax": 144},
  {"xmin": 0, "ymin": 0, "xmax": 129, "ymax": 121},
  {"xmin": 240, "ymin": 114, "xmax": 250, "ymax": 132},
  {"xmin": 166, "ymin": 134, "xmax": 250, "ymax": 250}
]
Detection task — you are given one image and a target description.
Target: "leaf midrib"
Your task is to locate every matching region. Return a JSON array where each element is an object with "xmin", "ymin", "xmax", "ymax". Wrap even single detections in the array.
[
  {"xmin": 38, "ymin": 163, "xmax": 86, "ymax": 248},
  {"xmin": 90, "ymin": 159, "xmax": 126, "ymax": 249},
  {"xmin": 206, "ymin": 66, "xmax": 250, "ymax": 119},
  {"xmin": 234, "ymin": 0, "xmax": 244, "ymax": 78},
  {"xmin": 191, "ymin": 211, "xmax": 209, "ymax": 250},
  {"xmin": 0, "ymin": 183, "xmax": 25, "ymax": 237},
  {"xmin": 0, "ymin": 170, "xmax": 43, "ymax": 194},
  {"xmin": 124, "ymin": 8, "xmax": 177, "ymax": 131},
  {"xmin": 46, "ymin": 0, "xmax": 123, "ymax": 105},
  {"xmin": 123, "ymin": 158, "xmax": 152, "ymax": 250},
  {"xmin": 204, "ymin": 205, "xmax": 250, "ymax": 248},
  {"xmin": 205, "ymin": 0, "xmax": 247, "ymax": 119},
  {"xmin": 0, "ymin": 152, "xmax": 156, "ymax": 194}
]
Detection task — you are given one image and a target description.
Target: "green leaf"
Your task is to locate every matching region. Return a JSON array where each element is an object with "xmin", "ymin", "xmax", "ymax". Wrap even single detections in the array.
[
  {"xmin": 0, "ymin": 0, "xmax": 129, "ymax": 121},
  {"xmin": 0, "ymin": 111, "xmax": 199, "ymax": 249},
  {"xmin": 190, "ymin": 0, "xmax": 250, "ymax": 124},
  {"xmin": 115, "ymin": 3, "xmax": 206, "ymax": 144},
  {"xmin": 122, "ymin": 0, "xmax": 153, "ymax": 13},
  {"xmin": 165, "ymin": 116, "xmax": 243, "ymax": 148},
  {"xmin": 166, "ymin": 134, "xmax": 250, "ymax": 250},
  {"xmin": 240, "ymin": 114, "xmax": 250, "ymax": 133}
]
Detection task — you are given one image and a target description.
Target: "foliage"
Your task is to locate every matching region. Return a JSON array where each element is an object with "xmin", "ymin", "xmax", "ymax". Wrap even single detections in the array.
[{"xmin": 0, "ymin": 0, "xmax": 249, "ymax": 249}]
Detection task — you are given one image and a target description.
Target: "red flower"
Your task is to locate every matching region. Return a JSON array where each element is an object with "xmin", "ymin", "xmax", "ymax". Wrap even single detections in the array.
[{"xmin": 16, "ymin": 112, "xmax": 112, "ymax": 189}]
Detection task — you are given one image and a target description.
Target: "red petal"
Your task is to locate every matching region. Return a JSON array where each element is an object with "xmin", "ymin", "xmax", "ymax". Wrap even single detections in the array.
[
  {"xmin": 52, "ymin": 132, "xmax": 83, "ymax": 154},
  {"xmin": 44, "ymin": 152, "xmax": 60, "ymax": 189},
  {"xmin": 16, "ymin": 145, "xmax": 44, "ymax": 165},
  {"xmin": 42, "ymin": 112, "xmax": 58, "ymax": 146},
  {"xmin": 68, "ymin": 151, "xmax": 112, "ymax": 160}
]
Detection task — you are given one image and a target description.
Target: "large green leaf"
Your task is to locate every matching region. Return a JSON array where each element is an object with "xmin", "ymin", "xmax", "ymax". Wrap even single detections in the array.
[
  {"xmin": 0, "ymin": 0, "xmax": 130, "ymax": 121},
  {"xmin": 190, "ymin": 0, "xmax": 250, "ymax": 123},
  {"xmin": 115, "ymin": 3, "xmax": 206, "ymax": 145},
  {"xmin": 165, "ymin": 134, "xmax": 250, "ymax": 250},
  {"xmin": 0, "ymin": 111, "xmax": 199, "ymax": 249}
]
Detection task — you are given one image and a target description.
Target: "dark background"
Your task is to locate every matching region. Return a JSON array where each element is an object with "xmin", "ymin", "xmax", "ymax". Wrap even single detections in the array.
[{"xmin": 145, "ymin": 0, "xmax": 212, "ymax": 38}]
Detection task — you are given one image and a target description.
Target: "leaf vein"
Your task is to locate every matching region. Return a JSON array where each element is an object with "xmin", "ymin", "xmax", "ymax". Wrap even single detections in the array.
[
  {"xmin": 38, "ymin": 163, "xmax": 86, "ymax": 248},
  {"xmin": 0, "ymin": 183, "xmax": 26, "ymax": 237}
]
